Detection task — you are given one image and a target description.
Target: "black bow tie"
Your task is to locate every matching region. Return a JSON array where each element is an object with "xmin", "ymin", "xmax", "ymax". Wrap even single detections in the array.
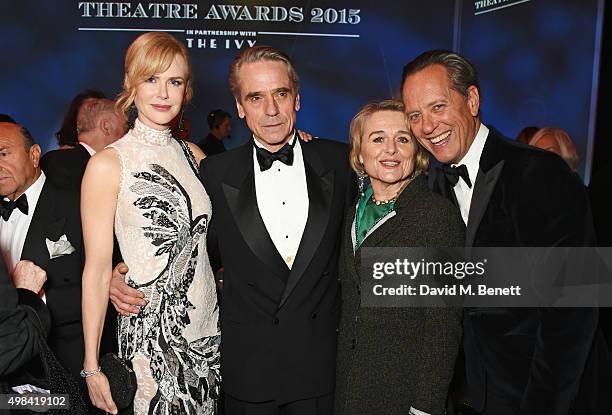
[
  {"xmin": 255, "ymin": 137, "xmax": 295, "ymax": 171},
  {"xmin": 440, "ymin": 164, "xmax": 472, "ymax": 188},
  {"xmin": 0, "ymin": 193, "xmax": 28, "ymax": 221}
]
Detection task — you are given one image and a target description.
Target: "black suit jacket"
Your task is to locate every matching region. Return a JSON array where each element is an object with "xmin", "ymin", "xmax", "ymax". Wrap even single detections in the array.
[
  {"xmin": 41, "ymin": 144, "xmax": 91, "ymax": 191},
  {"xmin": 200, "ymin": 139, "xmax": 352, "ymax": 404},
  {"xmin": 41, "ymin": 145, "xmax": 121, "ymax": 355},
  {"xmin": 196, "ymin": 133, "xmax": 226, "ymax": 157},
  {"xmin": 0, "ymin": 256, "xmax": 51, "ymax": 376},
  {"xmin": 19, "ymin": 179, "xmax": 86, "ymax": 382},
  {"xmin": 434, "ymin": 128, "xmax": 597, "ymax": 415}
]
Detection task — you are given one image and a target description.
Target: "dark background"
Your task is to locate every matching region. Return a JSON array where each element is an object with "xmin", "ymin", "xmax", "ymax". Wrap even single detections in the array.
[{"xmin": 0, "ymin": 0, "xmax": 607, "ymax": 182}]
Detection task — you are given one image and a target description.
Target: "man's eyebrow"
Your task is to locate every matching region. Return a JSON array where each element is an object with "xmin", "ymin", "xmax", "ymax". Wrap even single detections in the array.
[
  {"xmin": 245, "ymin": 91, "xmax": 262, "ymax": 99},
  {"xmin": 427, "ymin": 98, "xmax": 448, "ymax": 107}
]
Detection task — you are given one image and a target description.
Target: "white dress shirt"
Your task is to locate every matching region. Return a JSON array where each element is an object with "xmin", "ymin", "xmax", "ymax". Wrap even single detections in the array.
[
  {"xmin": 253, "ymin": 136, "xmax": 309, "ymax": 269},
  {"xmin": 452, "ymin": 123, "xmax": 489, "ymax": 225},
  {"xmin": 79, "ymin": 141, "xmax": 96, "ymax": 156},
  {"xmin": 0, "ymin": 172, "xmax": 46, "ymax": 272}
]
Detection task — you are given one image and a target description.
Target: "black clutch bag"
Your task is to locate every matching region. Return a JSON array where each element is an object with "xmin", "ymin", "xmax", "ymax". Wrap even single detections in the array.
[{"xmin": 100, "ymin": 353, "xmax": 137, "ymax": 411}]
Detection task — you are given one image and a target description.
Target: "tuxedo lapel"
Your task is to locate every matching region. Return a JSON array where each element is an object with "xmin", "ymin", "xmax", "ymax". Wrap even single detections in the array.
[
  {"xmin": 21, "ymin": 182, "xmax": 56, "ymax": 270},
  {"xmin": 222, "ymin": 144, "xmax": 289, "ymax": 281},
  {"xmin": 278, "ymin": 143, "xmax": 334, "ymax": 308},
  {"xmin": 465, "ymin": 131, "xmax": 506, "ymax": 247}
]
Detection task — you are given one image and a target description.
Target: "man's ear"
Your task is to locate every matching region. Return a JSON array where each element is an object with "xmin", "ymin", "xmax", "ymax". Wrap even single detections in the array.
[
  {"xmin": 235, "ymin": 99, "xmax": 245, "ymax": 119},
  {"xmin": 30, "ymin": 144, "xmax": 41, "ymax": 168},
  {"xmin": 294, "ymin": 93, "xmax": 300, "ymax": 112},
  {"xmin": 466, "ymin": 85, "xmax": 480, "ymax": 117},
  {"xmin": 99, "ymin": 117, "xmax": 111, "ymax": 136}
]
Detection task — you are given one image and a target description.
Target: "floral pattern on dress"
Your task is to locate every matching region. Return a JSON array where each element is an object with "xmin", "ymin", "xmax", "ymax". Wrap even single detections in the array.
[{"xmin": 118, "ymin": 163, "xmax": 220, "ymax": 414}]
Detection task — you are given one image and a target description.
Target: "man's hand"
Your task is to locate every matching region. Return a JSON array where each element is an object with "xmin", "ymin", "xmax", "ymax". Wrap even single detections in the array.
[
  {"xmin": 297, "ymin": 129, "xmax": 315, "ymax": 142},
  {"xmin": 12, "ymin": 260, "xmax": 46, "ymax": 293},
  {"xmin": 109, "ymin": 262, "xmax": 146, "ymax": 316}
]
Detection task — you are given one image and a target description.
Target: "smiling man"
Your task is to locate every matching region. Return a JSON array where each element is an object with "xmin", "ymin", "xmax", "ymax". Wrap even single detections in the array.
[
  {"xmin": 401, "ymin": 50, "xmax": 597, "ymax": 415},
  {"xmin": 199, "ymin": 46, "xmax": 352, "ymax": 415}
]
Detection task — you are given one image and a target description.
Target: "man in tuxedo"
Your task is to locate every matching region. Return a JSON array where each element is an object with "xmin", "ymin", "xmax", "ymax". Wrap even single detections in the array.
[
  {"xmin": 41, "ymin": 98, "xmax": 128, "ymax": 190},
  {"xmin": 0, "ymin": 258, "xmax": 49, "ymax": 376},
  {"xmin": 401, "ymin": 51, "xmax": 597, "ymax": 415},
  {"xmin": 202, "ymin": 45, "xmax": 352, "ymax": 414},
  {"xmin": 0, "ymin": 121, "xmax": 86, "ymax": 383}
]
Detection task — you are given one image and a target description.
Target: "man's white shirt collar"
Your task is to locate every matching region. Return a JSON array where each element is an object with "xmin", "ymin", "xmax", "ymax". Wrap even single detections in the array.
[
  {"xmin": 453, "ymin": 123, "xmax": 489, "ymax": 186},
  {"xmin": 0, "ymin": 171, "xmax": 46, "ymax": 274},
  {"xmin": 3, "ymin": 171, "xmax": 47, "ymax": 213},
  {"xmin": 79, "ymin": 142, "xmax": 96, "ymax": 156}
]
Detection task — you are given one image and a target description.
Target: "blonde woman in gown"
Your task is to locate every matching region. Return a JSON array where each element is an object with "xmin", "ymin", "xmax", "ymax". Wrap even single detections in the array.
[{"xmin": 81, "ymin": 32, "xmax": 220, "ymax": 414}]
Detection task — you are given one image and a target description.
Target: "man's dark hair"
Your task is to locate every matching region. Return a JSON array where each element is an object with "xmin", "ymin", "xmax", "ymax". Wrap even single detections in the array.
[
  {"xmin": 0, "ymin": 114, "xmax": 16, "ymax": 124},
  {"xmin": 19, "ymin": 125, "xmax": 36, "ymax": 150},
  {"xmin": 207, "ymin": 109, "xmax": 231, "ymax": 129},
  {"xmin": 401, "ymin": 50, "xmax": 481, "ymax": 100}
]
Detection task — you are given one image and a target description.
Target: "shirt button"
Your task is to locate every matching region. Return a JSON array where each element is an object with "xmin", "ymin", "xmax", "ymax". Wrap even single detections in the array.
[
  {"xmin": 282, "ymin": 202, "xmax": 286, "ymax": 205},
  {"xmin": 351, "ymin": 339, "xmax": 356, "ymax": 349},
  {"xmin": 273, "ymin": 317, "xmax": 279, "ymax": 325},
  {"xmin": 311, "ymin": 312, "xmax": 317, "ymax": 319},
  {"xmin": 277, "ymin": 168, "xmax": 281, "ymax": 172}
]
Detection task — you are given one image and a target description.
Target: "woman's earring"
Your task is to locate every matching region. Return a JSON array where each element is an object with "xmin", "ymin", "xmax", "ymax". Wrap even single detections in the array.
[
  {"xmin": 358, "ymin": 172, "xmax": 367, "ymax": 196},
  {"xmin": 178, "ymin": 109, "xmax": 185, "ymax": 132},
  {"xmin": 128, "ymin": 104, "xmax": 137, "ymax": 129}
]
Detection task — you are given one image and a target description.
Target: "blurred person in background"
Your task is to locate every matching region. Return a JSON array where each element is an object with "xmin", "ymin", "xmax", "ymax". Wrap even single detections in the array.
[
  {"xmin": 196, "ymin": 109, "xmax": 232, "ymax": 156},
  {"xmin": 55, "ymin": 89, "xmax": 106, "ymax": 149},
  {"xmin": 528, "ymin": 127, "xmax": 579, "ymax": 171},
  {"xmin": 42, "ymin": 98, "xmax": 128, "ymax": 190}
]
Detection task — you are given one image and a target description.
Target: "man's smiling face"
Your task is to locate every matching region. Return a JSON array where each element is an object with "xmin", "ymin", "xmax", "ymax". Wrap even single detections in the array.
[{"xmin": 402, "ymin": 64, "xmax": 480, "ymax": 164}]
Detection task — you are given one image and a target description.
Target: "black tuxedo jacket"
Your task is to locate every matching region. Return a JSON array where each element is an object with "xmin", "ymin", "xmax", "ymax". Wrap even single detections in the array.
[
  {"xmin": 0, "ymin": 256, "xmax": 51, "ymax": 376},
  {"xmin": 41, "ymin": 145, "xmax": 121, "ymax": 355},
  {"xmin": 434, "ymin": 129, "xmax": 597, "ymax": 415},
  {"xmin": 200, "ymin": 139, "xmax": 352, "ymax": 405},
  {"xmin": 41, "ymin": 144, "xmax": 91, "ymax": 191},
  {"xmin": 19, "ymin": 179, "xmax": 86, "ymax": 381}
]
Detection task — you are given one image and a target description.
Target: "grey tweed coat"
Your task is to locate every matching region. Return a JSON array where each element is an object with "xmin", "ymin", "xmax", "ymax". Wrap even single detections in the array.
[{"xmin": 334, "ymin": 174, "xmax": 465, "ymax": 415}]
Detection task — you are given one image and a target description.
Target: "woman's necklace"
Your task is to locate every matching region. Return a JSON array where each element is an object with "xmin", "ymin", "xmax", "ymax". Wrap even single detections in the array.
[
  {"xmin": 371, "ymin": 196, "xmax": 396, "ymax": 205},
  {"xmin": 371, "ymin": 171, "xmax": 420, "ymax": 205}
]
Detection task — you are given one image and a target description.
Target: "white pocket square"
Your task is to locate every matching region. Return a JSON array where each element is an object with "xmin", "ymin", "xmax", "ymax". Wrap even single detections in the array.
[{"xmin": 45, "ymin": 234, "xmax": 76, "ymax": 259}]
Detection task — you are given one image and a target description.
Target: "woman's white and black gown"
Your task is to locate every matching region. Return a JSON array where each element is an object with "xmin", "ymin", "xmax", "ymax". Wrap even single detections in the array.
[{"xmin": 109, "ymin": 119, "xmax": 220, "ymax": 414}]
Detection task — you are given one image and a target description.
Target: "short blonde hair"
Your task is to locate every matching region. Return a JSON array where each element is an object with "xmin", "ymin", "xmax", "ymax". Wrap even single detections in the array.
[
  {"xmin": 228, "ymin": 45, "xmax": 299, "ymax": 100},
  {"xmin": 528, "ymin": 127, "xmax": 579, "ymax": 171},
  {"xmin": 349, "ymin": 99, "xmax": 429, "ymax": 176},
  {"xmin": 116, "ymin": 32, "xmax": 192, "ymax": 113}
]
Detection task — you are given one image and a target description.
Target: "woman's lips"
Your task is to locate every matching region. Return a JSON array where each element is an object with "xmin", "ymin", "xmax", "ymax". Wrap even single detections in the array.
[
  {"xmin": 379, "ymin": 160, "xmax": 400, "ymax": 168},
  {"xmin": 151, "ymin": 104, "xmax": 171, "ymax": 111}
]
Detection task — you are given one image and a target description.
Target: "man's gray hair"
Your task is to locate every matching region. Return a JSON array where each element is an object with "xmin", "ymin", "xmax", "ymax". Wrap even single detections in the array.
[
  {"xmin": 401, "ymin": 50, "xmax": 480, "ymax": 100},
  {"xmin": 76, "ymin": 98, "xmax": 117, "ymax": 134}
]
